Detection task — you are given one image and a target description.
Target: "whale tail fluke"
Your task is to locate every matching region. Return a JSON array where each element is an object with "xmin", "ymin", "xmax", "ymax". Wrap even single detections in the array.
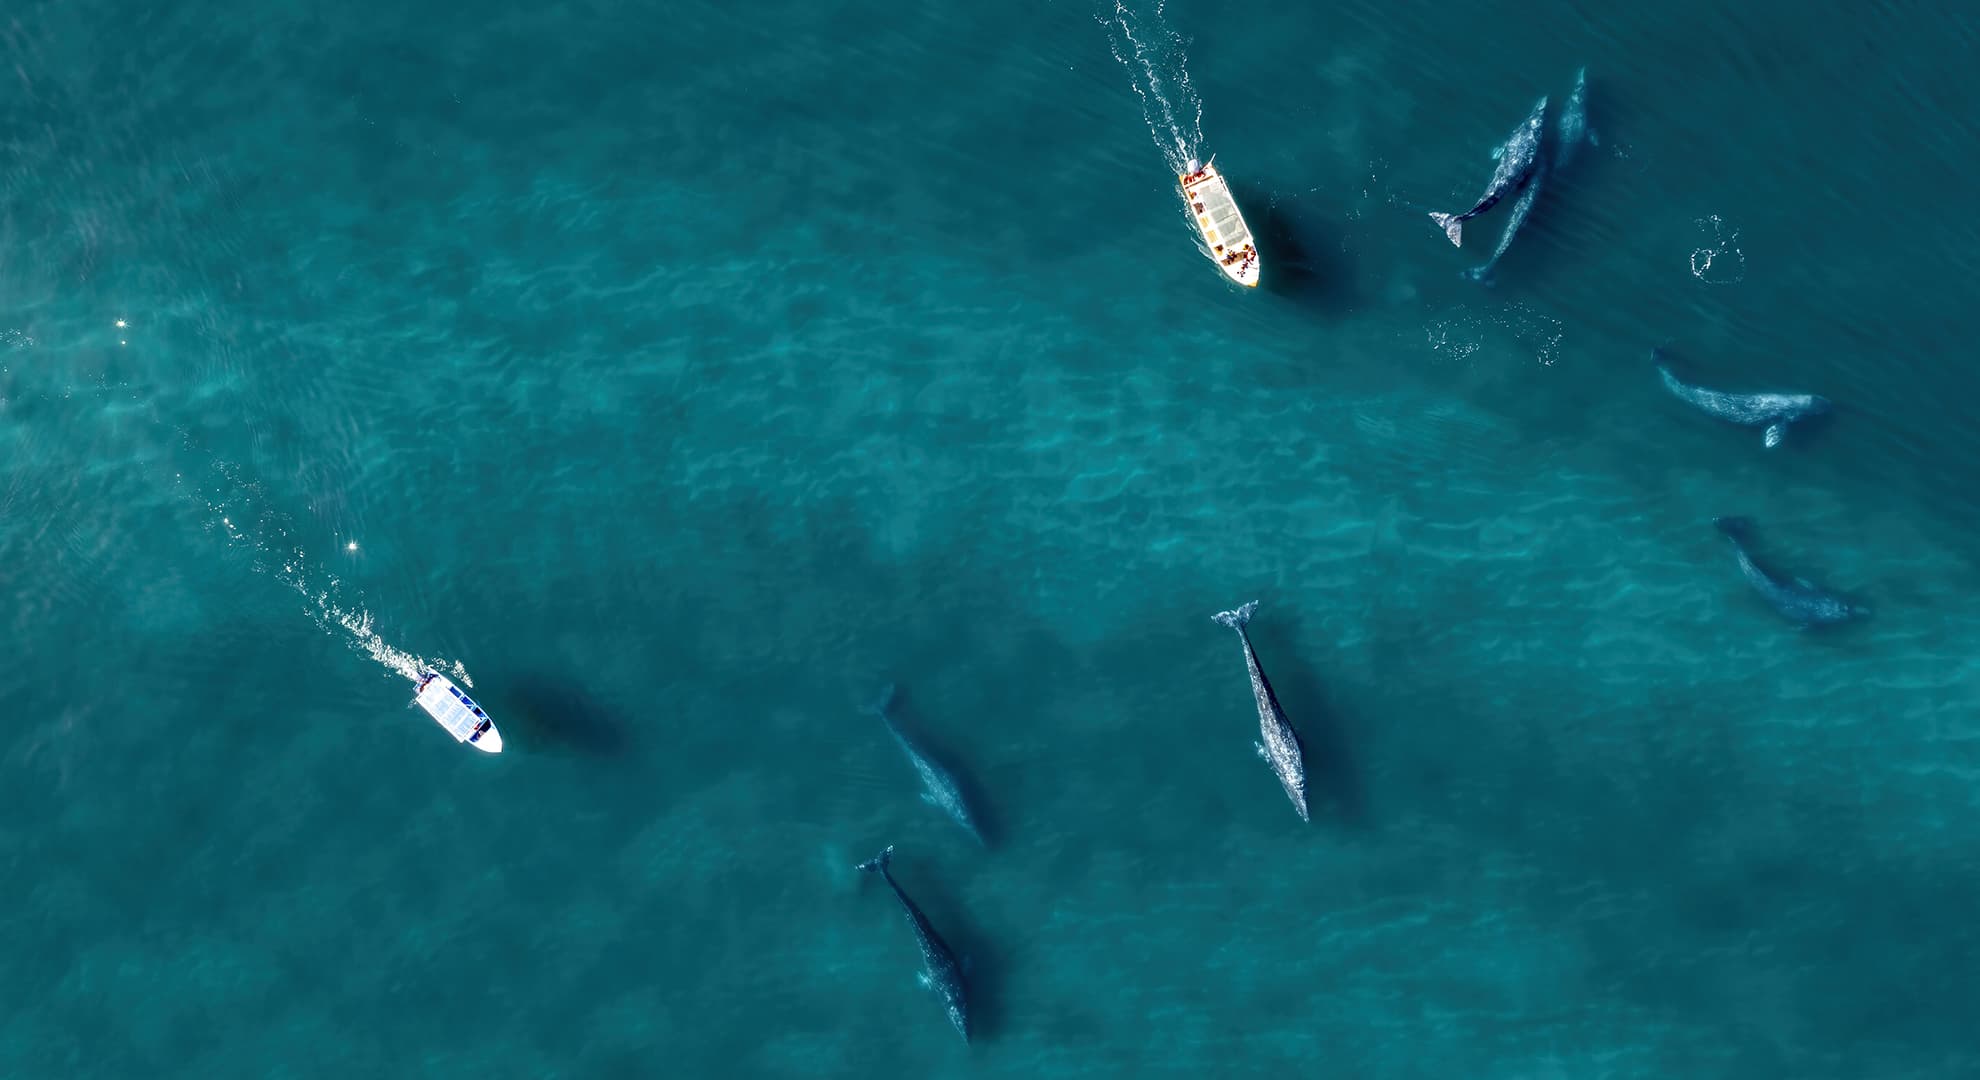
[
  {"xmin": 1212, "ymin": 601, "xmax": 1259, "ymax": 630},
  {"xmin": 1714, "ymin": 516, "xmax": 1755, "ymax": 544},
  {"xmin": 1461, "ymin": 264, "xmax": 1495, "ymax": 286},
  {"xmin": 1428, "ymin": 212, "xmax": 1464, "ymax": 247},
  {"xmin": 856, "ymin": 845, "xmax": 895, "ymax": 874},
  {"xmin": 865, "ymin": 682, "xmax": 897, "ymax": 719}
]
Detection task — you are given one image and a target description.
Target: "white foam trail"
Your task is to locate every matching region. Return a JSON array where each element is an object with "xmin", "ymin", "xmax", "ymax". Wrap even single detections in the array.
[
  {"xmin": 8, "ymin": 337, "xmax": 470, "ymax": 697},
  {"xmin": 1100, "ymin": 0, "xmax": 1205, "ymax": 173},
  {"xmin": 290, "ymin": 581, "xmax": 472, "ymax": 689},
  {"xmin": 178, "ymin": 448, "xmax": 472, "ymax": 690}
]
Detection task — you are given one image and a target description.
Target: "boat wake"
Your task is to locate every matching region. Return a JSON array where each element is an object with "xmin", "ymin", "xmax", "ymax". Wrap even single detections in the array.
[
  {"xmin": 1099, "ymin": 0, "xmax": 1205, "ymax": 174},
  {"xmin": 177, "ymin": 445, "xmax": 473, "ymax": 690},
  {"xmin": 284, "ymin": 559, "xmax": 473, "ymax": 690},
  {"xmin": 7, "ymin": 327, "xmax": 471, "ymax": 742}
]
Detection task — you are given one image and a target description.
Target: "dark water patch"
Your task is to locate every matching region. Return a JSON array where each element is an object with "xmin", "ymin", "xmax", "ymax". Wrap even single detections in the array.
[{"xmin": 503, "ymin": 673, "xmax": 633, "ymax": 758}]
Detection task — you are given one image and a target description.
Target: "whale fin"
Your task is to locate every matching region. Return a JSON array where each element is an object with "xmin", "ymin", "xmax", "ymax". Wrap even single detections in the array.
[
  {"xmin": 1428, "ymin": 212, "xmax": 1464, "ymax": 247},
  {"xmin": 1255, "ymin": 741, "xmax": 1270, "ymax": 763},
  {"xmin": 919, "ymin": 792, "xmax": 940, "ymax": 807},
  {"xmin": 1763, "ymin": 422, "xmax": 1787, "ymax": 449},
  {"xmin": 1212, "ymin": 601, "xmax": 1259, "ymax": 630},
  {"xmin": 856, "ymin": 845, "xmax": 895, "ymax": 874},
  {"xmin": 916, "ymin": 971, "xmax": 933, "ymax": 990}
]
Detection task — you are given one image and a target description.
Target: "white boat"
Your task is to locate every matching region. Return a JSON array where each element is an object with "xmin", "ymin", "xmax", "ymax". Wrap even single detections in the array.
[
  {"xmin": 415, "ymin": 671, "xmax": 503, "ymax": 754},
  {"xmin": 1179, "ymin": 159, "xmax": 1260, "ymax": 288}
]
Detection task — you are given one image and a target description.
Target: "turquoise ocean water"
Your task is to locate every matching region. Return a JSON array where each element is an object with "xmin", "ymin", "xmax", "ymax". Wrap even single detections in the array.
[{"xmin": 7, "ymin": 1, "xmax": 1980, "ymax": 1076}]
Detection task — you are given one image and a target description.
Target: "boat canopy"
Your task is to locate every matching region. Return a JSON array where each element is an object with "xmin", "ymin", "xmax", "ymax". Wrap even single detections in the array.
[
  {"xmin": 1192, "ymin": 178, "xmax": 1251, "ymax": 252},
  {"xmin": 418, "ymin": 676, "xmax": 489, "ymax": 742}
]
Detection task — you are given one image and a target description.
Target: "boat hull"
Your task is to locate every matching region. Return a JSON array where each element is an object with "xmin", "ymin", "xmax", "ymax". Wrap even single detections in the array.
[
  {"xmin": 1180, "ymin": 162, "xmax": 1260, "ymax": 287},
  {"xmin": 416, "ymin": 672, "xmax": 504, "ymax": 754}
]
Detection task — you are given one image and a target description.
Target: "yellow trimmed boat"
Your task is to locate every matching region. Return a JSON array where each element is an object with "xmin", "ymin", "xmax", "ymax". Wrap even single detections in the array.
[{"xmin": 1179, "ymin": 159, "xmax": 1259, "ymax": 287}]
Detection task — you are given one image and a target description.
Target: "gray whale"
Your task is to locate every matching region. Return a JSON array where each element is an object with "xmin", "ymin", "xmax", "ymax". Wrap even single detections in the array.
[
  {"xmin": 868, "ymin": 684, "xmax": 984, "ymax": 845},
  {"xmin": 1713, "ymin": 517, "xmax": 1866, "ymax": 627},
  {"xmin": 1211, "ymin": 601, "xmax": 1310, "ymax": 822},
  {"xmin": 1656, "ymin": 348, "xmax": 1830, "ymax": 448},
  {"xmin": 1429, "ymin": 96, "xmax": 1548, "ymax": 247},
  {"xmin": 1464, "ymin": 68, "xmax": 1596, "ymax": 284},
  {"xmin": 857, "ymin": 846, "xmax": 970, "ymax": 1042}
]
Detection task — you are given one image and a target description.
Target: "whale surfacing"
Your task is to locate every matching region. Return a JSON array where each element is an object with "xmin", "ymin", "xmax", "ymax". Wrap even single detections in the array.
[
  {"xmin": 1429, "ymin": 96, "xmax": 1548, "ymax": 247},
  {"xmin": 1211, "ymin": 600, "xmax": 1310, "ymax": 822},
  {"xmin": 857, "ymin": 845, "xmax": 971, "ymax": 1043},
  {"xmin": 1655, "ymin": 348, "xmax": 1830, "ymax": 448}
]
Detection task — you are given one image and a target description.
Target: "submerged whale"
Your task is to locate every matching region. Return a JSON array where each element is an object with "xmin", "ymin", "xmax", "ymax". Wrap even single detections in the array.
[
  {"xmin": 1656, "ymin": 348, "xmax": 1830, "ymax": 448},
  {"xmin": 1553, "ymin": 67, "xmax": 1597, "ymax": 170},
  {"xmin": 1211, "ymin": 601, "xmax": 1309, "ymax": 822},
  {"xmin": 1713, "ymin": 517, "xmax": 1867, "ymax": 627},
  {"xmin": 868, "ymin": 684, "xmax": 984, "ymax": 845},
  {"xmin": 1429, "ymin": 96, "xmax": 1548, "ymax": 247},
  {"xmin": 857, "ymin": 845, "xmax": 970, "ymax": 1043}
]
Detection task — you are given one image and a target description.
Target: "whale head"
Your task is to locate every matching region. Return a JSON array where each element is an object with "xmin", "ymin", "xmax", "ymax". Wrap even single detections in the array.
[{"xmin": 1764, "ymin": 396, "xmax": 1832, "ymax": 447}]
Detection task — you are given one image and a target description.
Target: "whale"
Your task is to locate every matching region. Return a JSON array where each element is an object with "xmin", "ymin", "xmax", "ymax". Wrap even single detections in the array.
[
  {"xmin": 857, "ymin": 846, "xmax": 970, "ymax": 1043},
  {"xmin": 1713, "ymin": 517, "xmax": 1867, "ymax": 627},
  {"xmin": 1429, "ymin": 96, "xmax": 1548, "ymax": 247},
  {"xmin": 1460, "ymin": 160, "xmax": 1544, "ymax": 285},
  {"xmin": 1463, "ymin": 68, "xmax": 1597, "ymax": 284},
  {"xmin": 1210, "ymin": 601, "xmax": 1309, "ymax": 822},
  {"xmin": 1554, "ymin": 67, "xmax": 1598, "ymax": 170},
  {"xmin": 1655, "ymin": 348, "xmax": 1830, "ymax": 448},
  {"xmin": 868, "ymin": 684, "xmax": 984, "ymax": 845}
]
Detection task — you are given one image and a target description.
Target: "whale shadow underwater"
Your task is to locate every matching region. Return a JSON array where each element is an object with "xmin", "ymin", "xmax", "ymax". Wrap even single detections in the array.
[
  {"xmin": 502, "ymin": 674, "xmax": 633, "ymax": 757},
  {"xmin": 1240, "ymin": 606, "xmax": 1368, "ymax": 828},
  {"xmin": 868, "ymin": 682, "xmax": 1002, "ymax": 850}
]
